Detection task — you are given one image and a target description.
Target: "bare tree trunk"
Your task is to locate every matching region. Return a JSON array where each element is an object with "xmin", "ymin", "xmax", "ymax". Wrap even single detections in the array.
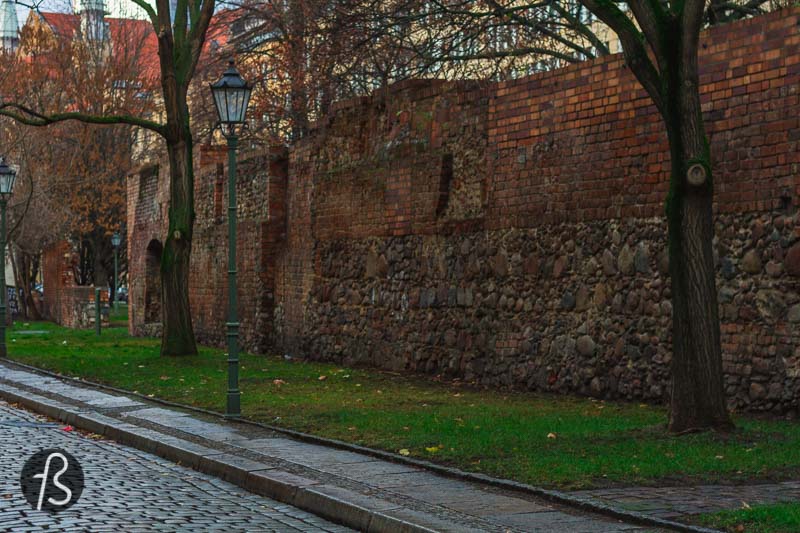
[
  {"xmin": 160, "ymin": 133, "xmax": 198, "ymax": 356},
  {"xmin": 154, "ymin": 12, "xmax": 199, "ymax": 356},
  {"xmin": 663, "ymin": 40, "xmax": 732, "ymax": 433},
  {"xmin": 22, "ymin": 252, "xmax": 42, "ymax": 321},
  {"xmin": 10, "ymin": 248, "xmax": 43, "ymax": 321}
]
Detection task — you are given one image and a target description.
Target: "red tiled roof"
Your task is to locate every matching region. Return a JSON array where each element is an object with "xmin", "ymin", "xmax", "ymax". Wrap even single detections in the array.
[
  {"xmin": 37, "ymin": 12, "xmax": 160, "ymax": 81},
  {"xmin": 38, "ymin": 12, "xmax": 77, "ymax": 37},
  {"xmin": 36, "ymin": 9, "xmax": 242, "ymax": 81}
]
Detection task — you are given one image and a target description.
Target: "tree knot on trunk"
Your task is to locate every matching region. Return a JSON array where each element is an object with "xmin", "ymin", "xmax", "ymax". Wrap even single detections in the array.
[{"xmin": 686, "ymin": 162, "xmax": 708, "ymax": 186}]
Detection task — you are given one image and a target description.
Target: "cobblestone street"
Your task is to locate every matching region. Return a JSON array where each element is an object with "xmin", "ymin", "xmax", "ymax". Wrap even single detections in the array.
[{"xmin": 0, "ymin": 400, "xmax": 352, "ymax": 532}]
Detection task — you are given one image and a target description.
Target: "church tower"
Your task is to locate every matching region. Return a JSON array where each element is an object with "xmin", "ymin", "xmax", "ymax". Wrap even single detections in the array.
[
  {"xmin": 0, "ymin": 0, "xmax": 18, "ymax": 53},
  {"xmin": 77, "ymin": 0, "xmax": 109, "ymax": 42}
]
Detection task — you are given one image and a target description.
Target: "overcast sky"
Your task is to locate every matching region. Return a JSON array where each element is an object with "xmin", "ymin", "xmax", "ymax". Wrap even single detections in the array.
[{"xmin": 16, "ymin": 0, "xmax": 149, "ymax": 22}]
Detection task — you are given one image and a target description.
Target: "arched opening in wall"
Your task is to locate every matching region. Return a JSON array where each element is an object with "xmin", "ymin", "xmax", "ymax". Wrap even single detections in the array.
[{"xmin": 144, "ymin": 240, "xmax": 163, "ymax": 324}]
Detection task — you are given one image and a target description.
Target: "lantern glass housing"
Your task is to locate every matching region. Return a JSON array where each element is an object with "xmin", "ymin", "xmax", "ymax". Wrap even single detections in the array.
[
  {"xmin": 111, "ymin": 231, "xmax": 121, "ymax": 247},
  {"xmin": 210, "ymin": 61, "xmax": 252, "ymax": 128},
  {"xmin": 0, "ymin": 159, "xmax": 17, "ymax": 199}
]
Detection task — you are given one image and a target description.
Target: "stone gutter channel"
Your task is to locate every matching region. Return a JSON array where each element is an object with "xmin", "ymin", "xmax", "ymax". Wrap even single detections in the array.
[{"xmin": 0, "ymin": 359, "xmax": 719, "ymax": 533}]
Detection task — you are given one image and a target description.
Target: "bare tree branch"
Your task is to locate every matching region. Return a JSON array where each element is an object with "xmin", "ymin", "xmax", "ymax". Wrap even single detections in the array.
[{"xmin": 0, "ymin": 103, "xmax": 166, "ymax": 135}]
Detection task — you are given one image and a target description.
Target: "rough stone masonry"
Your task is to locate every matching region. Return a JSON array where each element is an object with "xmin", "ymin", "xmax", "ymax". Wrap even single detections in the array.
[{"xmin": 128, "ymin": 7, "xmax": 800, "ymax": 414}]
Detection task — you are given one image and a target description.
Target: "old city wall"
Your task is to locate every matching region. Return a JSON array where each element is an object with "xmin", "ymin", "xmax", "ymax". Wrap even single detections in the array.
[
  {"xmin": 280, "ymin": 8, "xmax": 800, "ymax": 413},
  {"xmin": 128, "ymin": 8, "xmax": 800, "ymax": 412},
  {"xmin": 127, "ymin": 147, "xmax": 287, "ymax": 351},
  {"xmin": 41, "ymin": 241, "xmax": 110, "ymax": 329}
]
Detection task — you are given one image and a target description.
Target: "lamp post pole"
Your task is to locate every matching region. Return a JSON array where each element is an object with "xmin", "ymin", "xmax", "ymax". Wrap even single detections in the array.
[
  {"xmin": 114, "ymin": 246, "xmax": 118, "ymax": 311},
  {"xmin": 112, "ymin": 234, "xmax": 120, "ymax": 312},
  {"xmin": 0, "ymin": 197, "xmax": 7, "ymax": 357},
  {"xmin": 211, "ymin": 61, "xmax": 250, "ymax": 419},
  {"xmin": 225, "ymin": 132, "xmax": 240, "ymax": 419},
  {"xmin": 0, "ymin": 159, "xmax": 17, "ymax": 358}
]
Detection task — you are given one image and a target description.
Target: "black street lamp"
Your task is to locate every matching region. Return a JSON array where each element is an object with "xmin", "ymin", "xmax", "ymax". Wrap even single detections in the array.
[
  {"xmin": 111, "ymin": 231, "xmax": 121, "ymax": 311},
  {"xmin": 0, "ymin": 158, "xmax": 17, "ymax": 357},
  {"xmin": 210, "ymin": 61, "xmax": 252, "ymax": 419}
]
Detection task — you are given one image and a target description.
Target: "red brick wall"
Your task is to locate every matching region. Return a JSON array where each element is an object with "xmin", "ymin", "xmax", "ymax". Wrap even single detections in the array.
[
  {"xmin": 275, "ymin": 7, "xmax": 800, "ymax": 412},
  {"xmin": 41, "ymin": 241, "xmax": 110, "ymax": 329},
  {"xmin": 127, "ymin": 163, "xmax": 167, "ymax": 337},
  {"xmin": 41, "ymin": 241, "xmax": 71, "ymax": 321},
  {"xmin": 300, "ymin": 79, "xmax": 489, "ymax": 241},
  {"xmin": 290, "ymin": 9, "xmax": 800, "ymax": 237},
  {"xmin": 127, "ymin": 148, "xmax": 285, "ymax": 351},
  {"xmin": 486, "ymin": 12, "xmax": 799, "ymax": 227}
]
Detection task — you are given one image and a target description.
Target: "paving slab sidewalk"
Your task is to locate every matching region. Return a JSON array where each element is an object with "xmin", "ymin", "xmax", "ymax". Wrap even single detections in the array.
[
  {"xmin": 0, "ymin": 361, "xmax": 702, "ymax": 532},
  {"xmin": 573, "ymin": 482, "xmax": 800, "ymax": 520}
]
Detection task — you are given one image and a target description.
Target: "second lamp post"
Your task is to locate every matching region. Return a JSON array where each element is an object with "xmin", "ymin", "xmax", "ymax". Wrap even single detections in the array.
[
  {"xmin": 111, "ymin": 231, "xmax": 121, "ymax": 311},
  {"xmin": 210, "ymin": 61, "xmax": 252, "ymax": 419},
  {"xmin": 0, "ymin": 159, "xmax": 16, "ymax": 357}
]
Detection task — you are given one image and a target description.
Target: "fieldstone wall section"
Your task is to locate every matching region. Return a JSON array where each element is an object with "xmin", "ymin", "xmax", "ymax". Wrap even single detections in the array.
[
  {"xmin": 307, "ymin": 213, "xmax": 800, "ymax": 412},
  {"xmin": 128, "ymin": 8, "xmax": 800, "ymax": 413}
]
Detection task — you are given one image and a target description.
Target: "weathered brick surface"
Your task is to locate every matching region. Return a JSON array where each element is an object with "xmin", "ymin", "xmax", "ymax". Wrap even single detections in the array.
[
  {"xmin": 127, "ymin": 163, "xmax": 168, "ymax": 338},
  {"xmin": 127, "ymin": 147, "xmax": 281, "ymax": 351},
  {"xmin": 486, "ymin": 12, "xmax": 799, "ymax": 226},
  {"xmin": 129, "ymin": 8, "xmax": 800, "ymax": 413},
  {"xmin": 41, "ymin": 242, "xmax": 110, "ymax": 329}
]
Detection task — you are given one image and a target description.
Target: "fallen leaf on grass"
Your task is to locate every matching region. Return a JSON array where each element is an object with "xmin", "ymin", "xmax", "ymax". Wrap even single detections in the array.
[
  {"xmin": 547, "ymin": 432, "xmax": 557, "ymax": 439},
  {"xmin": 425, "ymin": 447, "xmax": 439, "ymax": 454},
  {"xmin": 318, "ymin": 375, "xmax": 327, "ymax": 381},
  {"xmin": 398, "ymin": 449, "xmax": 410, "ymax": 456},
  {"xmin": 273, "ymin": 379, "xmax": 287, "ymax": 386},
  {"xmin": 159, "ymin": 375, "xmax": 170, "ymax": 381}
]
